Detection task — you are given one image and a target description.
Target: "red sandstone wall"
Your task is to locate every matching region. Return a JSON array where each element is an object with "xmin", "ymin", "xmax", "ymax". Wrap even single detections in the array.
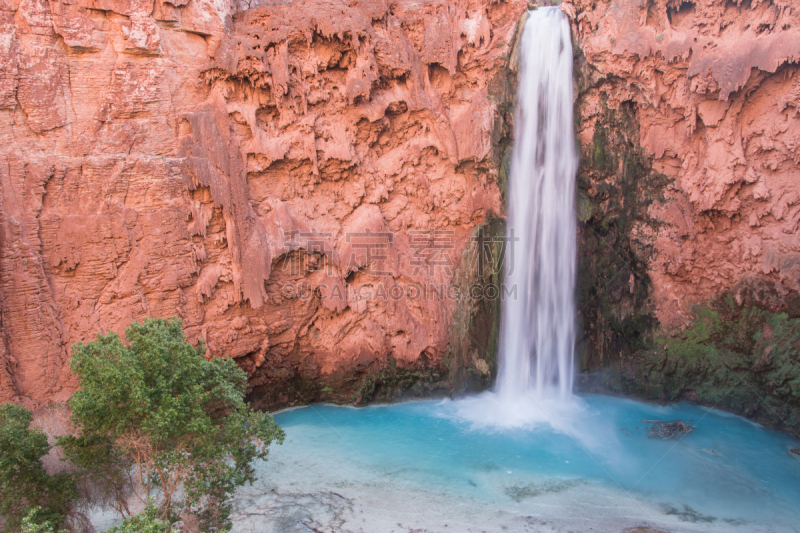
[
  {"xmin": 564, "ymin": 0, "xmax": 800, "ymax": 329},
  {"xmin": 7, "ymin": 0, "xmax": 797, "ymax": 405},
  {"xmin": 0, "ymin": 0, "xmax": 526, "ymax": 405}
]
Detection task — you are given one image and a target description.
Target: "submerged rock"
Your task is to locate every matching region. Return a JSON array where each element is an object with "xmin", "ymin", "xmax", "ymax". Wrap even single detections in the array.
[{"xmin": 644, "ymin": 420, "xmax": 695, "ymax": 440}]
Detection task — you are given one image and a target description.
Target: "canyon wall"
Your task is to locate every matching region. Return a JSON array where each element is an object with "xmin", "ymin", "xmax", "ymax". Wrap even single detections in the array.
[
  {"xmin": 0, "ymin": 0, "xmax": 527, "ymax": 407},
  {"xmin": 565, "ymin": 0, "xmax": 800, "ymax": 430},
  {"xmin": 4, "ymin": 0, "xmax": 798, "ymax": 426}
]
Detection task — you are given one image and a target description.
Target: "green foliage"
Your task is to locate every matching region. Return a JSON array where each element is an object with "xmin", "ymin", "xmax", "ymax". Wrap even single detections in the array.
[
  {"xmin": 761, "ymin": 313, "xmax": 800, "ymax": 403},
  {"xmin": 106, "ymin": 503, "xmax": 168, "ymax": 533},
  {"xmin": 19, "ymin": 508, "xmax": 69, "ymax": 533},
  {"xmin": 0, "ymin": 404, "xmax": 77, "ymax": 533},
  {"xmin": 576, "ymin": 190, "xmax": 597, "ymax": 223},
  {"xmin": 631, "ymin": 297, "xmax": 800, "ymax": 432},
  {"xmin": 59, "ymin": 317, "xmax": 285, "ymax": 532}
]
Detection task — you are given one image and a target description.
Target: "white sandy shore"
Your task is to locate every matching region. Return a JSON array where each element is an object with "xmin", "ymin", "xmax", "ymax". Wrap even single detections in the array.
[{"xmin": 226, "ymin": 453, "xmax": 784, "ymax": 533}]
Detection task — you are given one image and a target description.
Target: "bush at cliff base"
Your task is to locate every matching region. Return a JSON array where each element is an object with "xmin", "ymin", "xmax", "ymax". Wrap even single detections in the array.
[
  {"xmin": 105, "ymin": 502, "xmax": 169, "ymax": 533},
  {"xmin": 58, "ymin": 317, "xmax": 285, "ymax": 532},
  {"xmin": 19, "ymin": 508, "xmax": 70, "ymax": 533},
  {"xmin": 636, "ymin": 295, "xmax": 800, "ymax": 433},
  {"xmin": 0, "ymin": 404, "xmax": 77, "ymax": 533}
]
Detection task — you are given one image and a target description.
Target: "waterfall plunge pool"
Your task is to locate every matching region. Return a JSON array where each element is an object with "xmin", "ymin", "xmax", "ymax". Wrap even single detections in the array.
[
  {"xmin": 231, "ymin": 394, "xmax": 800, "ymax": 533},
  {"xmin": 228, "ymin": 14, "xmax": 800, "ymax": 532}
]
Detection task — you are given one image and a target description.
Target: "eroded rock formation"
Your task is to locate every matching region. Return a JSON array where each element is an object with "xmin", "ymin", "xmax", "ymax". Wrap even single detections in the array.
[
  {"xmin": 567, "ymin": 0, "xmax": 800, "ymax": 329},
  {"xmin": 566, "ymin": 0, "xmax": 800, "ymax": 429},
  {"xmin": 4, "ymin": 0, "xmax": 797, "ymax": 422},
  {"xmin": 0, "ymin": 0, "xmax": 527, "ymax": 406}
]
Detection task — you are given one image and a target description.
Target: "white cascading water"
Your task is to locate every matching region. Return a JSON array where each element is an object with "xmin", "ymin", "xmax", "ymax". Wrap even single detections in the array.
[
  {"xmin": 452, "ymin": 6, "xmax": 580, "ymax": 428},
  {"xmin": 496, "ymin": 6, "xmax": 578, "ymax": 403}
]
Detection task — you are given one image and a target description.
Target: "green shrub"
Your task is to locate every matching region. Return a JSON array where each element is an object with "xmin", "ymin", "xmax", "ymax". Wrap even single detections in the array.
[
  {"xmin": 59, "ymin": 318, "xmax": 284, "ymax": 532},
  {"xmin": 0, "ymin": 404, "xmax": 77, "ymax": 533},
  {"xmin": 634, "ymin": 296, "xmax": 800, "ymax": 431},
  {"xmin": 19, "ymin": 508, "xmax": 69, "ymax": 533},
  {"xmin": 106, "ymin": 503, "xmax": 168, "ymax": 533}
]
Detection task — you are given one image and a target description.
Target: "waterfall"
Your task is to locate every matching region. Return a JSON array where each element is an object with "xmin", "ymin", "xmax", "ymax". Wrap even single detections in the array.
[{"xmin": 496, "ymin": 7, "xmax": 578, "ymax": 402}]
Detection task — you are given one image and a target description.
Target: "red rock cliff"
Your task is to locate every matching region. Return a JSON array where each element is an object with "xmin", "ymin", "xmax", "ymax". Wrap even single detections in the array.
[
  {"xmin": 7, "ymin": 0, "xmax": 797, "ymax": 409},
  {"xmin": 564, "ymin": 0, "xmax": 800, "ymax": 332},
  {"xmin": 0, "ymin": 0, "xmax": 527, "ymax": 405},
  {"xmin": 565, "ymin": 0, "xmax": 800, "ymax": 429}
]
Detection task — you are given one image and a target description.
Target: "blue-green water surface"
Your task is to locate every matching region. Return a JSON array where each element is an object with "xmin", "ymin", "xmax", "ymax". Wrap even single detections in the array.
[{"xmin": 271, "ymin": 394, "xmax": 800, "ymax": 532}]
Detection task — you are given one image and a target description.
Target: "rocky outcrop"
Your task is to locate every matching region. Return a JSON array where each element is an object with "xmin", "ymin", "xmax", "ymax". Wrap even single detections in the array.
[
  {"xmin": 567, "ymin": 0, "xmax": 800, "ymax": 329},
  {"xmin": 0, "ymin": 0, "xmax": 527, "ymax": 406},
  {"xmin": 566, "ymin": 0, "xmax": 800, "ymax": 431}
]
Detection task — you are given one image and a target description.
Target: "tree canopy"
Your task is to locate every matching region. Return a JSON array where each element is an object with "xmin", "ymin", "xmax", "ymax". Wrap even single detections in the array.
[
  {"xmin": 0, "ymin": 404, "xmax": 76, "ymax": 533},
  {"xmin": 58, "ymin": 318, "xmax": 284, "ymax": 532}
]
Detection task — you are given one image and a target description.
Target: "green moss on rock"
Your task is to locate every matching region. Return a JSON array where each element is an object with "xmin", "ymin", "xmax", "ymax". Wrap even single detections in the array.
[
  {"xmin": 613, "ymin": 296, "xmax": 800, "ymax": 433},
  {"xmin": 355, "ymin": 364, "xmax": 451, "ymax": 405},
  {"xmin": 448, "ymin": 216, "xmax": 506, "ymax": 395},
  {"xmin": 574, "ymin": 95, "xmax": 669, "ymax": 372}
]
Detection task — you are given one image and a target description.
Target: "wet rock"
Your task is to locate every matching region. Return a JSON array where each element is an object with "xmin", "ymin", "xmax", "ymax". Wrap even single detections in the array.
[{"xmin": 567, "ymin": 0, "xmax": 800, "ymax": 331}]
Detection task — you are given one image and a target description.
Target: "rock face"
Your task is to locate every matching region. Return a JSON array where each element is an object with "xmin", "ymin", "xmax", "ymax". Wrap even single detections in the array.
[
  {"xmin": 0, "ymin": 0, "xmax": 526, "ymax": 406},
  {"xmin": 566, "ymin": 0, "xmax": 800, "ymax": 330},
  {"xmin": 6, "ymin": 0, "xmax": 797, "ymax": 420},
  {"xmin": 565, "ymin": 0, "xmax": 800, "ymax": 430}
]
